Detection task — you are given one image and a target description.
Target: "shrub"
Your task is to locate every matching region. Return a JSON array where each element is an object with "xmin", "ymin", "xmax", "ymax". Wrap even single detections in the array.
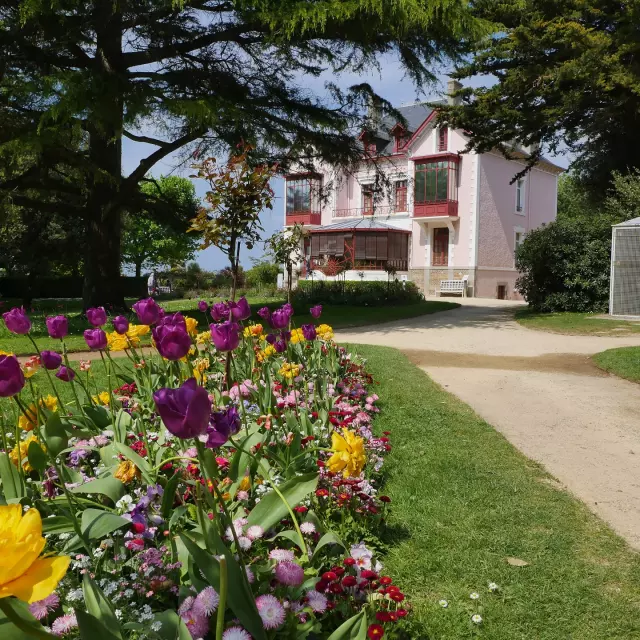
[{"xmin": 294, "ymin": 279, "xmax": 424, "ymax": 306}]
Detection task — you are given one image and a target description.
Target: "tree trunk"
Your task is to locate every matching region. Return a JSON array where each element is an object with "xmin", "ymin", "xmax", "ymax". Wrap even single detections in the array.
[
  {"xmin": 83, "ymin": 3, "xmax": 126, "ymax": 310},
  {"xmin": 135, "ymin": 262, "xmax": 142, "ymax": 278},
  {"xmin": 230, "ymin": 237, "xmax": 239, "ymax": 302}
]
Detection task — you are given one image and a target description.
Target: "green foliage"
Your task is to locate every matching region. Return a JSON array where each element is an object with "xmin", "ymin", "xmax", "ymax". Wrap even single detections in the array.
[
  {"xmin": 245, "ymin": 260, "xmax": 280, "ymax": 288},
  {"xmin": 440, "ymin": 0, "xmax": 640, "ymax": 196},
  {"xmin": 294, "ymin": 280, "xmax": 424, "ymax": 306},
  {"xmin": 121, "ymin": 176, "xmax": 201, "ymax": 277},
  {"xmin": 515, "ymin": 171, "xmax": 640, "ymax": 312}
]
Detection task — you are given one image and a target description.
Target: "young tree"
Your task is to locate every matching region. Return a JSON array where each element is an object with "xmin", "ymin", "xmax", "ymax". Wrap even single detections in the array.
[
  {"xmin": 121, "ymin": 176, "xmax": 201, "ymax": 277},
  {"xmin": 265, "ymin": 224, "xmax": 306, "ymax": 303},
  {"xmin": 190, "ymin": 145, "xmax": 275, "ymax": 300},
  {"xmin": 0, "ymin": 0, "xmax": 484, "ymax": 308},
  {"xmin": 440, "ymin": 0, "xmax": 640, "ymax": 197}
]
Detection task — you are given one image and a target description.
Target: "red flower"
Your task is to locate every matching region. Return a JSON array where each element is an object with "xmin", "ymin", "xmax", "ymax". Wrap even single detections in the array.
[
  {"xmin": 132, "ymin": 522, "xmax": 146, "ymax": 534},
  {"xmin": 322, "ymin": 571, "xmax": 338, "ymax": 582},
  {"xmin": 343, "ymin": 557, "xmax": 356, "ymax": 566},
  {"xmin": 397, "ymin": 609, "xmax": 408, "ymax": 618},
  {"xmin": 361, "ymin": 570, "xmax": 378, "ymax": 580},
  {"xmin": 294, "ymin": 506, "xmax": 308, "ymax": 514},
  {"xmin": 379, "ymin": 576, "xmax": 393, "ymax": 585},
  {"xmin": 389, "ymin": 592, "xmax": 405, "ymax": 602},
  {"xmin": 332, "ymin": 566, "xmax": 345, "ymax": 577},
  {"xmin": 367, "ymin": 624, "xmax": 384, "ymax": 639},
  {"xmin": 315, "ymin": 580, "xmax": 328, "ymax": 592},
  {"xmin": 376, "ymin": 611, "xmax": 391, "ymax": 622},
  {"xmin": 379, "ymin": 496, "xmax": 391, "ymax": 503},
  {"xmin": 342, "ymin": 576, "xmax": 357, "ymax": 588},
  {"xmin": 316, "ymin": 489, "xmax": 329, "ymax": 498}
]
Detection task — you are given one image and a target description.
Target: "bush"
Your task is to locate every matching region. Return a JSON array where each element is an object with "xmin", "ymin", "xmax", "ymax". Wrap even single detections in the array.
[
  {"xmin": 245, "ymin": 260, "xmax": 280, "ymax": 288},
  {"xmin": 294, "ymin": 279, "xmax": 424, "ymax": 306},
  {"xmin": 516, "ymin": 217, "xmax": 612, "ymax": 312}
]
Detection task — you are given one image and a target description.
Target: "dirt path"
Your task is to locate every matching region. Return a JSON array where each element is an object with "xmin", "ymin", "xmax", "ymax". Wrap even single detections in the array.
[{"xmin": 338, "ymin": 299, "xmax": 640, "ymax": 549}]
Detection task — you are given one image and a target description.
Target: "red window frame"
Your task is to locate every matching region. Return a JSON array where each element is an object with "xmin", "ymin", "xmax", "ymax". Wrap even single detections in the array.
[
  {"xmin": 394, "ymin": 180, "xmax": 407, "ymax": 212},
  {"xmin": 362, "ymin": 185, "xmax": 374, "ymax": 215},
  {"xmin": 438, "ymin": 127, "xmax": 448, "ymax": 152},
  {"xmin": 432, "ymin": 227, "xmax": 449, "ymax": 266},
  {"xmin": 414, "ymin": 157, "xmax": 458, "ymax": 204},
  {"xmin": 285, "ymin": 175, "xmax": 321, "ymax": 214}
]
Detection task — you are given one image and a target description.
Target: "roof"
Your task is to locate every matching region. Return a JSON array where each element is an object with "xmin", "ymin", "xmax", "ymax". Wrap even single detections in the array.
[
  {"xmin": 310, "ymin": 218, "xmax": 411, "ymax": 233},
  {"xmin": 374, "ymin": 103, "xmax": 434, "ymax": 156},
  {"xmin": 613, "ymin": 217, "xmax": 640, "ymax": 227}
]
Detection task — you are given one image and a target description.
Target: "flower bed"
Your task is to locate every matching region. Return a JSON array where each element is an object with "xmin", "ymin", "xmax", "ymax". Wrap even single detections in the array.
[{"xmin": 0, "ymin": 299, "xmax": 411, "ymax": 639}]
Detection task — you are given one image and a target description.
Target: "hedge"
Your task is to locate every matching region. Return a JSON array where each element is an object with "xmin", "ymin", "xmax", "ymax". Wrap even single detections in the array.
[
  {"xmin": 293, "ymin": 279, "xmax": 424, "ymax": 305},
  {"xmin": 0, "ymin": 276, "xmax": 147, "ymax": 300}
]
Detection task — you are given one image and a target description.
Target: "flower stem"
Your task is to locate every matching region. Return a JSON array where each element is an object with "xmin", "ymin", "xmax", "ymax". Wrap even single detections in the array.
[{"xmin": 215, "ymin": 556, "xmax": 227, "ymax": 640}]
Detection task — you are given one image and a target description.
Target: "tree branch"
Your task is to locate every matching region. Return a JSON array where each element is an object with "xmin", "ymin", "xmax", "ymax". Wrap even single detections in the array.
[{"xmin": 123, "ymin": 130, "xmax": 173, "ymax": 147}]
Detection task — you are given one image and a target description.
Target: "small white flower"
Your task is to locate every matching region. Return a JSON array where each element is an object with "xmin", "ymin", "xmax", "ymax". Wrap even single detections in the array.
[
  {"xmin": 438, "ymin": 599, "xmax": 448, "ymax": 608},
  {"xmin": 151, "ymin": 621, "xmax": 162, "ymax": 632},
  {"xmin": 300, "ymin": 522, "xmax": 316, "ymax": 535},
  {"xmin": 470, "ymin": 592, "xmax": 480, "ymax": 600},
  {"xmin": 471, "ymin": 614, "xmax": 483, "ymax": 624},
  {"xmin": 115, "ymin": 610, "xmax": 122, "ymax": 620},
  {"xmin": 488, "ymin": 582, "xmax": 498, "ymax": 592}
]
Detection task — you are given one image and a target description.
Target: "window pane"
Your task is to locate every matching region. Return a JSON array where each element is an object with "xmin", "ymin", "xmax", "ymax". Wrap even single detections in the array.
[
  {"xmin": 414, "ymin": 171, "xmax": 426, "ymax": 203},
  {"xmin": 286, "ymin": 184, "xmax": 295, "ymax": 213},
  {"xmin": 436, "ymin": 167, "xmax": 448, "ymax": 200},
  {"xmin": 426, "ymin": 169, "xmax": 436, "ymax": 201}
]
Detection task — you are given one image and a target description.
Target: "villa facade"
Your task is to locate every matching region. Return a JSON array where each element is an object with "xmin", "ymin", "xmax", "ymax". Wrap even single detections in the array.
[{"xmin": 283, "ymin": 85, "xmax": 563, "ymax": 298}]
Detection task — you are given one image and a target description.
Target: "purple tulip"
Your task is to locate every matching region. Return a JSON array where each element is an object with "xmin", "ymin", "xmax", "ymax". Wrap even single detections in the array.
[
  {"xmin": 269, "ymin": 308, "xmax": 290, "ymax": 330},
  {"xmin": 302, "ymin": 324, "xmax": 317, "ymax": 341},
  {"xmin": 158, "ymin": 312, "xmax": 187, "ymax": 330},
  {"xmin": 274, "ymin": 339, "xmax": 287, "ymax": 353},
  {"xmin": 206, "ymin": 405, "xmax": 241, "ymax": 448},
  {"xmin": 153, "ymin": 378, "xmax": 212, "ymax": 439},
  {"xmin": 283, "ymin": 302, "xmax": 294, "ymax": 317},
  {"xmin": 46, "ymin": 315, "xmax": 68, "ymax": 339},
  {"xmin": 210, "ymin": 302, "xmax": 229, "ymax": 322},
  {"xmin": 86, "ymin": 306, "xmax": 107, "ymax": 327},
  {"xmin": 113, "ymin": 315, "xmax": 129, "ymax": 335},
  {"xmin": 229, "ymin": 297, "xmax": 251, "ymax": 321},
  {"xmin": 310, "ymin": 304, "xmax": 323, "ymax": 319},
  {"xmin": 2, "ymin": 307, "xmax": 31, "ymax": 335},
  {"xmin": 84, "ymin": 328, "xmax": 108, "ymax": 351},
  {"xmin": 210, "ymin": 321, "xmax": 241, "ymax": 352},
  {"xmin": 152, "ymin": 324, "xmax": 191, "ymax": 361},
  {"xmin": 265, "ymin": 333, "xmax": 276, "ymax": 345},
  {"xmin": 56, "ymin": 366, "xmax": 75, "ymax": 382},
  {"xmin": 257, "ymin": 307, "xmax": 271, "ymax": 322},
  {"xmin": 40, "ymin": 350, "xmax": 62, "ymax": 370},
  {"xmin": 197, "ymin": 300, "xmax": 209, "ymax": 313},
  {"xmin": 0, "ymin": 355, "xmax": 25, "ymax": 397},
  {"xmin": 132, "ymin": 297, "xmax": 161, "ymax": 326}
]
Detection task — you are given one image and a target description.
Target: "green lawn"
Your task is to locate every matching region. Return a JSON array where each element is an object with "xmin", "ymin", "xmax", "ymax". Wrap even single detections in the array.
[
  {"xmin": 353, "ymin": 345, "xmax": 640, "ymax": 639},
  {"xmin": 515, "ymin": 308, "xmax": 640, "ymax": 336},
  {"xmin": 2, "ymin": 299, "xmax": 457, "ymax": 356},
  {"xmin": 593, "ymin": 346, "xmax": 640, "ymax": 383}
]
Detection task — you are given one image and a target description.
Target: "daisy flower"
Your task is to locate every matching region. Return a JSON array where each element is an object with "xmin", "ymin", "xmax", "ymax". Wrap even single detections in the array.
[
  {"xmin": 256, "ymin": 594, "xmax": 286, "ymax": 630},
  {"xmin": 223, "ymin": 627, "xmax": 251, "ymax": 640},
  {"xmin": 237, "ymin": 536, "xmax": 252, "ymax": 551},
  {"xmin": 470, "ymin": 592, "xmax": 480, "ymax": 600},
  {"xmin": 472, "ymin": 614, "xmax": 483, "ymax": 624},
  {"xmin": 300, "ymin": 522, "xmax": 316, "ymax": 535},
  {"xmin": 438, "ymin": 599, "xmax": 448, "ymax": 608},
  {"xmin": 306, "ymin": 590, "xmax": 328, "ymax": 613},
  {"xmin": 52, "ymin": 613, "xmax": 78, "ymax": 636},
  {"xmin": 246, "ymin": 525, "xmax": 264, "ymax": 540},
  {"xmin": 269, "ymin": 548, "xmax": 295, "ymax": 563},
  {"xmin": 29, "ymin": 594, "xmax": 60, "ymax": 620},
  {"xmin": 275, "ymin": 560, "xmax": 304, "ymax": 586},
  {"xmin": 488, "ymin": 582, "xmax": 499, "ymax": 592},
  {"xmin": 194, "ymin": 586, "xmax": 220, "ymax": 616}
]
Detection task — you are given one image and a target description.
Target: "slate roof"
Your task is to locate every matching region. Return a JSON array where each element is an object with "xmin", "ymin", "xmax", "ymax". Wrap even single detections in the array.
[
  {"xmin": 613, "ymin": 217, "xmax": 640, "ymax": 227},
  {"xmin": 310, "ymin": 218, "xmax": 410, "ymax": 233},
  {"xmin": 372, "ymin": 102, "xmax": 435, "ymax": 156}
]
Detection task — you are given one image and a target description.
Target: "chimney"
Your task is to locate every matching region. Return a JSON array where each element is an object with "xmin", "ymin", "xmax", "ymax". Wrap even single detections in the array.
[
  {"xmin": 447, "ymin": 79, "xmax": 463, "ymax": 106},
  {"xmin": 367, "ymin": 95, "xmax": 382, "ymax": 131}
]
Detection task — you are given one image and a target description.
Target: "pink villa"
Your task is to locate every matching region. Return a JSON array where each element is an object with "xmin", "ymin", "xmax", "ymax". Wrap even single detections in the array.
[{"xmin": 283, "ymin": 82, "xmax": 563, "ymax": 299}]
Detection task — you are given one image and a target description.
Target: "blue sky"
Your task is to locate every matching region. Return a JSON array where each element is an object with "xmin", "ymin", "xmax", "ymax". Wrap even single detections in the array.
[{"xmin": 121, "ymin": 58, "xmax": 569, "ymax": 272}]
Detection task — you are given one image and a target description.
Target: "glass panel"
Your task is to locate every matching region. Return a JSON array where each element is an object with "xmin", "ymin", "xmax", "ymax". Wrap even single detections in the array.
[
  {"xmin": 436, "ymin": 167, "xmax": 448, "ymax": 200},
  {"xmin": 414, "ymin": 171, "xmax": 426, "ymax": 203},
  {"xmin": 425, "ymin": 169, "xmax": 436, "ymax": 202}
]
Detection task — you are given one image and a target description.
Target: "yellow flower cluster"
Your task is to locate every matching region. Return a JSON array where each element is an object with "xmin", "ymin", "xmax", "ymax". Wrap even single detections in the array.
[
  {"xmin": 0, "ymin": 505, "xmax": 70, "ymax": 603},
  {"xmin": 327, "ymin": 428, "xmax": 366, "ymax": 478},
  {"xmin": 196, "ymin": 331, "xmax": 211, "ymax": 345},
  {"xmin": 106, "ymin": 324, "xmax": 149, "ymax": 352},
  {"xmin": 278, "ymin": 362, "xmax": 300, "ymax": 379},
  {"xmin": 193, "ymin": 357, "xmax": 210, "ymax": 384},
  {"xmin": 10, "ymin": 435, "xmax": 46, "ymax": 473},
  {"xmin": 289, "ymin": 328, "xmax": 305, "ymax": 344},
  {"xmin": 0, "ymin": 349, "xmax": 15, "ymax": 357},
  {"xmin": 92, "ymin": 391, "xmax": 110, "ymax": 406},
  {"xmin": 114, "ymin": 460, "xmax": 140, "ymax": 484},
  {"xmin": 243, "ymin": 323, "xmax": 264, "ymax": 339},
  {"xmin": 256, "ymin": 344, "xmax": 277, "ymax": 362},
  {"xmin": 18, "ymin": 396, "xmax": 58, "ymax": 432},
  {"xmin": 317, "ymin": 324, "xmax": 334, "ymax": 341},
  {"xmin": 185, "ymin": 316, "xmax": 198, "ymax": 336}
]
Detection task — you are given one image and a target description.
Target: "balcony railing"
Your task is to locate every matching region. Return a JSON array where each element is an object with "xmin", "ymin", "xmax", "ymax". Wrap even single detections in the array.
[
  {"xmin": 285, "ymin": 210, "xmax": 321, "ymax": 226},
  {"xmin": 414, "ymin": 200, "xmax": 458, "ymax": 218},
  {"xmin": 333, "ymin": 204, "xmax": 406, "ymax": 218}
]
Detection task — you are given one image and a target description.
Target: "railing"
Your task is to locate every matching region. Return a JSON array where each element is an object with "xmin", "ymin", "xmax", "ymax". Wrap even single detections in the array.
[
  {"xmin": 307, "ymin": 257, "xmax": 408, "ymax": 273},
  {"xmin": 333, "ymin": 204, "xmax": 403, "ymax": 218}
]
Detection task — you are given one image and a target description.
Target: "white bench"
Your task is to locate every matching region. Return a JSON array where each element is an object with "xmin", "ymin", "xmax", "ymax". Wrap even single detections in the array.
[{"xmin": 438, "ymin": 277, "xmax": 468, "ymax": 297}]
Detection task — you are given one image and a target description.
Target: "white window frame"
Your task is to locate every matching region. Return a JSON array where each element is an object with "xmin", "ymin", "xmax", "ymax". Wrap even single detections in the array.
[
  {"xmin": 393, "ymin": 178, "xmax": 408, "ymax": 213},
  {"xmin": 514, "ymin": 226, "xmax": 526, "ymax": 267},
  {"xmin": 515, "ymin": 176, "xmax": 525, "ymax": 215}
]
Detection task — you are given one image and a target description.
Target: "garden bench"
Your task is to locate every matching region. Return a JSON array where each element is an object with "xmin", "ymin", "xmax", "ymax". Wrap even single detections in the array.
[{"xmin": 438, "ymin": 278, "xmax": 467, "ymax": 297}]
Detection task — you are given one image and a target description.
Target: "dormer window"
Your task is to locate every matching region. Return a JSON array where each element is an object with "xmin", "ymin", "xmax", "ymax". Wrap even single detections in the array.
[
  {"xmin": 364, "ymin": 139, "xmax": 376, "ymax": 156},
  {"xmin": 392, "ymin": 125, "xmax": 408, "ymax": 153},
  {"xmin": 438, "ymin": 127, "xmax": 448, "ymax": 152}
]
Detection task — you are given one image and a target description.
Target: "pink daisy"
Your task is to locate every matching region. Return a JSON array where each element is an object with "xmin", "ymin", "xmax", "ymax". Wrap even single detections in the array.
[
  {"xmin": 269, "ymin": 548, "xmax": 295, "ymax": 563},
  {"xmin": 256, "ymin": 594, "xmax": 286, "ymax": 630},
  {"xmin": 194, "ymin": 586, "xmax": 219, "ymax": 616},
  {"xmin": 246, "ymin": 525, "xmax": 264, "ymax": 540},
  {"xmin": 275, "ymin": 560, "xmax": 304, "ymax": 586},
  {"xmin": 223, "ymin": 627, "xmax": 252, "ymax": 640},
  {"xmin": 306, "ymin": 590, "xmax": 328, "ymax": 613},
  {"xmin": 52, "ymin": 613, "xmax": 78, "ymax": 636},
  {"xmin": 29, "ymin": 593, "xmax": 60, "ymax": 620}
]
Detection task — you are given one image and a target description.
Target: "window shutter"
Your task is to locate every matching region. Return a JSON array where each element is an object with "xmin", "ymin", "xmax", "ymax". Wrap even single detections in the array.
[
  {"xmin": 327, "ymin": 234, "xmax": 337, "ymax": 254},
  {"xmin": 355, "ymin": 233, "xmax": 366, "ymax": 259},
  {"xmin": 319, "ymin": 234, "xmax": 329, "ymax": 254},
  {"xmin": 335, "ymin": 234, "xmax": 345, "ymax": 256},
  {"xmin": 377, "ymin": 234, "xmax": 388, "ymax": 259},
  {"xmin": 365, "ymin": 234, "xmax": 377, "ymax": 259},
  {"xmin": 311, "ymin": 234, "xmax": 320, "ymax": 257}
]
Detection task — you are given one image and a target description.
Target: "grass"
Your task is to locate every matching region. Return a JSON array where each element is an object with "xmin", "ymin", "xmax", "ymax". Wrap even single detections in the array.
[
  {"xmin": 351, "ymin": 344, "xmax": 640, "ymax": 639},
  {"xmin": 1, "ymin": 298, "xmax": 457, "ymax": 356},
  {"xmin": 593, "ymin": 346, "xmax": 640, "ymax": 383},
  {"xmin": 515, "ymin": 308, "xmax": 640, "ymax": 336}
]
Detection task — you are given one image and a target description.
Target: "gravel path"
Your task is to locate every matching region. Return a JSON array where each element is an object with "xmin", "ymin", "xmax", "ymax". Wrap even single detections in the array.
[{"xmin": 338, "ymin": 299, "xmax": 640, "ymax": 549}]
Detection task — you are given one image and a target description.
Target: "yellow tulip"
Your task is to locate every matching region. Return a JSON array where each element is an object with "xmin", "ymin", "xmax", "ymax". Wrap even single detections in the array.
[
  {"xmin": 0, "ymin": 505, "xmax": 70, "ymax": 603},
  {"xmin": 185, "ymin": 317, "xmax": 198, "ymax": 336},
  {"xmin": 114, "ymin": 460, "xmax": 140, "ymax": 484},
  {"xmin": 10, "ymin": 435, "xmax": 45, "ymax": 473},
  {"xmin": 327, "ymin": 428, "xmax": 366, "ymax": 478}
]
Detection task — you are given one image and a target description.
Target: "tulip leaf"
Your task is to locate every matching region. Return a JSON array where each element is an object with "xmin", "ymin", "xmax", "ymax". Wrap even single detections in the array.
[
  {"xmin": 75, "ymin": 609, "xmax": 121, "ymax": 640},
  {"xmin": 82, "ymin": 574, "xmax": 123, "ymax": 639},
  {"xmin": 312, "ymin": 531, "xmax": 346, "ymax": 560},
  {"xmin": 27, "ymin": 441, "xmax": 47, "ymax": 475},
  {"xmin": 72, "ymin": 477, "xmax": 125, "ymax": 504},
  {"xmin": 81, "ymin": 509, "xmax": 129, "ymax": 540},
  {"xmin": 269, "ymin": 529, "xmax": 304, "ymax": 551},
  {"xmin": 0, "ymin": 452, "xmax": 25, "ymax": 501},
  {"xmin": 153, "ymin": 610, "xmax": 193, "ymax": 640},
  {"xmin": 83, "ymin": 405, "xmax": 112, "ymax": 430},
  {"xmin": 326, "ymin": 610, "xmax": 367, "ymax": 640},
  {"xmin": 247, "ymin": 472, "xmax": 318, "ymax": 531},
  {"xmin": 41, "ymin": 516, "xmax": 76, "ymax": 534},
  {"xmin": 161, "ymin": 472, "xmax": 182, "ymax": 519},
  {"xmin": 44, "ymin": 413, "xmax": 68, "ymax": 457},
  {"xmin": 179, "ymin": 533, "xmax": 266, "ymax": 640},
  {"xmin": 112, "ymin": 442, "xmax": 153, "ymax": 484},
  {"xmin": 229, "ymin": 432, "xmax": 263, "ymax": 483},
  {"xmin": 0, "ymin": 597, "xmax": 57, "ymax": 639},
  {"xmin": 113, "ymin": 410, "xmax": 131, "ymax": 443}
]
